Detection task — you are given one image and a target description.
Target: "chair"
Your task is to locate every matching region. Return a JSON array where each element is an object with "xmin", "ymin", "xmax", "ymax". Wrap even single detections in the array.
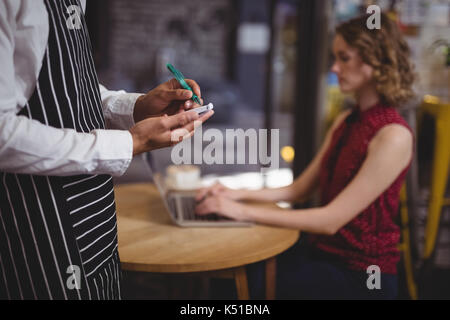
[
  {"xmin": 397, "ymin": 101, "xmax": 425, "ymax": 300},
  {"xmin": 418, "ymin": 96, "xmax": 450, "ymax": 261},
  {"xmin": 398, "ymin": 184, "xmax": 419, "ymax": 299}
]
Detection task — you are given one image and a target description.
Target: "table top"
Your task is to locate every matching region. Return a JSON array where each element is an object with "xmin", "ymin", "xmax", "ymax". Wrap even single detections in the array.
[{"xmin": 114, "ymin": 183, "xmax": 299, "ymax": 273}]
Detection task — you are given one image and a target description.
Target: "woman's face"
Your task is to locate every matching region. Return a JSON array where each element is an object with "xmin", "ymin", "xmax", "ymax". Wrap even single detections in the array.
[{"xmin": 331, "ymin": 34, "xmax": 374, "ymax": 94}]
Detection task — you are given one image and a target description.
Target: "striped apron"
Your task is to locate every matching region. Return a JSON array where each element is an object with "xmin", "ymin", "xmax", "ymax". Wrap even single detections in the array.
[{"xmin": 0, "ymin": 0, "xmax": 122, "ymax": 300}]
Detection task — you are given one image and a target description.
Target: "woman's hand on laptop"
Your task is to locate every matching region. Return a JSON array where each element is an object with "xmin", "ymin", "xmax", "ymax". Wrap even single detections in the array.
[
  {"xmin": 195, "ymin": 183, "xmax": 245, "ymax": 202},
  {"xmin": 129, "ymin": 109, "xmax": 213, "ymax": 156},
  {"xmin": 195, "ymin": 195, "xmax": 250, "ymax": 222}
]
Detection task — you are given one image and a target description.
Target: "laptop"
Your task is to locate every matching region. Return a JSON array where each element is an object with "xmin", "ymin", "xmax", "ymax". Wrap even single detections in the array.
[{"xmin": 153, "ymin": 173, "xmax": 252, "ymax": 228}]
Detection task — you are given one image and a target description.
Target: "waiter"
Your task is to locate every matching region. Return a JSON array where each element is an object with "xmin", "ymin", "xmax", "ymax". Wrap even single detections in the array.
[{"xmin": 0, "ymin": 0, "xmax": 213, "ymax": 300}]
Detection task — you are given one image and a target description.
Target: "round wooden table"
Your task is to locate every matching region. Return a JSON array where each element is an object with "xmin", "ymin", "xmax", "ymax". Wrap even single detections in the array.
[{"xmin": 114, "ymin": 183, "xmax": 299, "ymax": 299}]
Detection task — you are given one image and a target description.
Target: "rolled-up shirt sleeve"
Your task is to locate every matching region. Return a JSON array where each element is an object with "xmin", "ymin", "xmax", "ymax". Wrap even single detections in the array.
[
  {"xmin": 0, "ymin": 3, "xmax": 133, "ymax": 177},
  {"xmin": 99, "ymin": 84, "xmax": 143, "ymax": 130}
]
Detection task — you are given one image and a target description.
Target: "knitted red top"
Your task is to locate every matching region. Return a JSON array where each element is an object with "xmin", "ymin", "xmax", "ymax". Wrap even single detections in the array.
[{"xmin": 308, "ymin": 103, "xmax": 413, "ymax": 274}]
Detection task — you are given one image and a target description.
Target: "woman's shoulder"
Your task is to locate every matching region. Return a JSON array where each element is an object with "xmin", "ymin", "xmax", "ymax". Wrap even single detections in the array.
[
  {"xmin": 371, "ymin": 123, "xmax": 413, "ymax": 147},
  {"xmin": 367, "ymin": 122, "xmax": 414, "ymax": 171},
  {"xmin": 364, "ymin": 104, "xmax": 414, "ymax": 142}
]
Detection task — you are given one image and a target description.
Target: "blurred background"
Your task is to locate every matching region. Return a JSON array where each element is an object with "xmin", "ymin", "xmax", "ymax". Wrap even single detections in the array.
[{"xmin": 85, "ymin": 0, "xmax": 450, "ymax": 299}]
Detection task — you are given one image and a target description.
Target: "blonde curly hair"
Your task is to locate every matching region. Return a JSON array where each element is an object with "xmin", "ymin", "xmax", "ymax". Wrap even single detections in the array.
[{"xmin": 336, "ymin": 13, "xmax": 415, "ymax": 107}]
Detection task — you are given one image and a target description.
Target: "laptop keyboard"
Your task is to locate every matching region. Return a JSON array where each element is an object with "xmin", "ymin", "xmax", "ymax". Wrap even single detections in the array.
[{"xmin": 168, "ymin": 195, "xmax": 229, "ymax": 222}]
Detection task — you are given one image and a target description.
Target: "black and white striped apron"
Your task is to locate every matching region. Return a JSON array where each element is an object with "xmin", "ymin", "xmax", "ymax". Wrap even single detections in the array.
[{"xmin": 0, "ymin": 0, "xmax": 121, "ymax": 300}]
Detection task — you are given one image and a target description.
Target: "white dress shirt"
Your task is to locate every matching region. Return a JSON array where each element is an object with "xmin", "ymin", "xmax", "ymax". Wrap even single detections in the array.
[{"xmin": 0, "ymin": 0, "xmax": 142, "ymax": 177}]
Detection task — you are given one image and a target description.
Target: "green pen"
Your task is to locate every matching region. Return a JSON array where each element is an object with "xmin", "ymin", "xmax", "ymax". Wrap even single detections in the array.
[{"xmin": 166, "ymin": 63, "xmax": 202, "ymax": 105}]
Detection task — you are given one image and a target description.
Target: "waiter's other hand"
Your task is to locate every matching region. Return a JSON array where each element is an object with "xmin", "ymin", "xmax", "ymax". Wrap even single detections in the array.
[
  {"xmin": 133, "ymin": 78, "xmax": 203, "ymax": 123},
  {"xmin": 129, "ymin": 109, "xmax": 214, "ymax": 156}
]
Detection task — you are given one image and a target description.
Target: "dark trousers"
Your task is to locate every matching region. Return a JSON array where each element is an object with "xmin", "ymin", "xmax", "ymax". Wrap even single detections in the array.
[{"xmin": 247, "ymin": 238, "xmax": 398, "ymax": 300}]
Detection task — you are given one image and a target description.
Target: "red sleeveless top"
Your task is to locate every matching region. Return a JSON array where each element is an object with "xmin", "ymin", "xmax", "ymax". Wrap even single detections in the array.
[{"xmin": 308, "ymin": 103, "xmax": 413, "ymax": 274}]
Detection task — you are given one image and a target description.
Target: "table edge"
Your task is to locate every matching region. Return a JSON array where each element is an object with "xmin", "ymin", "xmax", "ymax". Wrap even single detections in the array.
[{"xmin": 120, "ymin": 231, "xmax": 299, "ymax": 273}]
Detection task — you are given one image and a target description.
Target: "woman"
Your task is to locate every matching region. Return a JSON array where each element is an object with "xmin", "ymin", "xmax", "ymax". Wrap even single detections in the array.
[{"xmin": 195, "ymin": 13, "xmax": 415, "ymax": 299}]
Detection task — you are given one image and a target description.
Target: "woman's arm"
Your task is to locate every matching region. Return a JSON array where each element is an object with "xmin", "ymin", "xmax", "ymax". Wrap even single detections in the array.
[
  {"xmin": 229, "ymin": 109, "xmax": 352, "ymax": 203},
  {"xmin": 196, "ymin": 109, "xmax": 352, "ymax": 203},
  {"xmin": 196, "ymin": 123, "xmax": 413, "ymax": 235}
]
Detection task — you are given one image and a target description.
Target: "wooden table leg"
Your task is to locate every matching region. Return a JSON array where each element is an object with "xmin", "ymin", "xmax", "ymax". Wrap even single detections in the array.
[
  {"xmin": 265, "ymin": 257, "xmax": 276, "ymax": 300},
  {"xmin": 234, "ymin": 267, "xmax": 249, "ymax": 300}
]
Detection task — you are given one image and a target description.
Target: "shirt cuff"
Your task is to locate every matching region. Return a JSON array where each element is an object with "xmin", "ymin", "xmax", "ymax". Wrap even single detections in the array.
[
  {"xmin": 104, "ymin": 92, "xmax": 143, "ymax": 130},
  {"xmin": 93, "ymin": 129, "xmax": 133, "ymax": 177}
]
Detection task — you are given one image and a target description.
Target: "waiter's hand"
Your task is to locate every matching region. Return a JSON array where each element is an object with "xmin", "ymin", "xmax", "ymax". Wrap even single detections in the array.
[
  {"xmin": 129, "ymin": 109, "xmax": 214, "ymax": 156},
  {"xmin": 133, "ymin": 78, "xmax": 203, "ymax": 123}
]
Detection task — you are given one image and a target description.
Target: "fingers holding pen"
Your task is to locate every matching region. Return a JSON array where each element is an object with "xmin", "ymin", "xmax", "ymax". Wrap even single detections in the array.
[{"xmin": 167, "ymin": 78, "xmax": 203, "ymax": 110}]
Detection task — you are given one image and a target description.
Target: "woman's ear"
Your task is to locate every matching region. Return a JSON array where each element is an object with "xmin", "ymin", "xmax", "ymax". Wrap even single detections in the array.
[{"xmin": 361, "ymin": 63, "xmax": 374, "ymax": 82}]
